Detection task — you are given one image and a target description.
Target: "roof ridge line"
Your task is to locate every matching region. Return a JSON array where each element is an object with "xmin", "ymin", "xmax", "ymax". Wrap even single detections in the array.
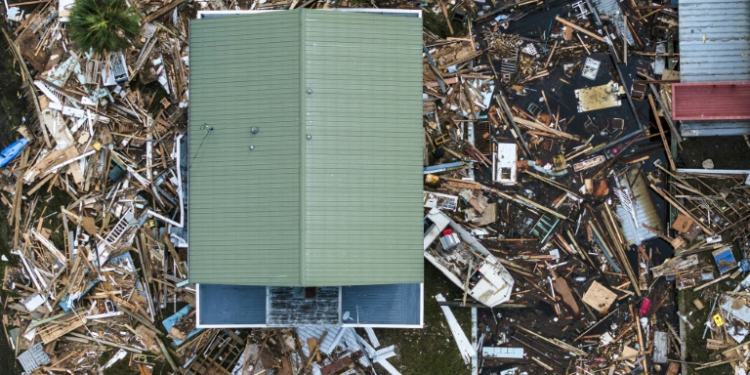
[{"xmin": 299, "ymin": 8, "xmax": 307, "ymax": 287}]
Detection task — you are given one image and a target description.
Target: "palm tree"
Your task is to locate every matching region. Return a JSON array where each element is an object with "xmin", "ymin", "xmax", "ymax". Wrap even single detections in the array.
[{"xmin": 69, "ymin": 0, "xmax": 141, "ymax": 54}]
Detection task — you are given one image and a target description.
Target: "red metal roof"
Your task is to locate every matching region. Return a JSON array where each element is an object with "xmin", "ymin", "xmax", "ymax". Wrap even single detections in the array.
[{"xmin": 671, "ymin": 82, "xmax": 750, "ymax": 121}]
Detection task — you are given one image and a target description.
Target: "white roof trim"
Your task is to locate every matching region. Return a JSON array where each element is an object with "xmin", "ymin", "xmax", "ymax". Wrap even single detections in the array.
[{"xmin": 197, "ymin": 8, "xmax": 422, "ymax": 19}]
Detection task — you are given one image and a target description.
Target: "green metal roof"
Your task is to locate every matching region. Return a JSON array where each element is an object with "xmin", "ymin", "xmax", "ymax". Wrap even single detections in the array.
[{"xmin": 188, "ymin": 10, "xmax": 424, "ymax": 287}]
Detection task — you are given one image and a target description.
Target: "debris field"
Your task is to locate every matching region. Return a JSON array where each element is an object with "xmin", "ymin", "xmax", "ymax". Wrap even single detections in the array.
[{"xmin": 1, "ymin": 0, "xmax": 750, "ymax": 374}]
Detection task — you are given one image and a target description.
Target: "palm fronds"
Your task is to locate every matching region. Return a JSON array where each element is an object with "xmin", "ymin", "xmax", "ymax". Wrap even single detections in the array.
[{"xmin": 69, "ymin": 0, "xmax": 141, "ymax": 53}]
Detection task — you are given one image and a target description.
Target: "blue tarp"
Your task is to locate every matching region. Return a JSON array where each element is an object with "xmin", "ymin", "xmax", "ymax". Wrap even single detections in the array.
[{"xmin": 162, "ymin": 305, "xmax": 203, "ymax": 346}]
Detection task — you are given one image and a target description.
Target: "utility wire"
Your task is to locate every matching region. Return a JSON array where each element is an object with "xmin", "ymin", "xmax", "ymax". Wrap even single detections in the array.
[{"xmin": 189, "ymin": 124, "xmax": 213, "ymax": 168}]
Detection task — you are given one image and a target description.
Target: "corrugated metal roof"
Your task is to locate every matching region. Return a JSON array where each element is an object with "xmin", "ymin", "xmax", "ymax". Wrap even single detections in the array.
[
  {"xmin": 679, "ymin": 0, "xmax": 750, "ymax": 83},
  {"xmin": 296, "ymin": 327, "xmax": 362, "ymax": 356},
  {"xmin": 672, "ymin": 82, "xmax": 750, "ymax": 120},
  {"xmin": 188, "ymin": 12, "xmax": 302, "ymax": 286},
  {"xmin": 592, "ymin": 0, "xmax": 634, "ymax": 45},
  {"xmin": 302, "ymin": 10, "xmax": 424, "ymax": 286},
  {"xmin": 678, "ymin": 0, "xmax": 750, "ymax": 135},
  {"xmin": 188, "ymin": 10, "xmax": 423, "ymax": 286},
  {"xmin": 615, "ymin": 168, "xmax": 662, "ymax": 246}
]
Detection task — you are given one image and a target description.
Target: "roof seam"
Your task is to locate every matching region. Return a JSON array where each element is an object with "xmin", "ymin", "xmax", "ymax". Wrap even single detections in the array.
[{"xmin": 299, "ymin": 9, "xmax": 307, "ymax": 286}]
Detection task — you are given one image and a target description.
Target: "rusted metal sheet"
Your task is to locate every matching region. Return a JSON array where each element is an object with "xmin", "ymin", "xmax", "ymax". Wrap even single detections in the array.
[{"xmin": 672, "ymin": 82, "xmax": 750, "ymax": 121}]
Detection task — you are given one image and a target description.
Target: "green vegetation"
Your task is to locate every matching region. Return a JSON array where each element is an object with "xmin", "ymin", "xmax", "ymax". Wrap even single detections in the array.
[
  {"xmin": 375, "ymin": 261, "xmax": 472, "ymax": 375},
  {"xmin": 0, "ymin": 39, "xmax": 24, "ymax": 132},
  {"xmin": 422, "ymin": 8, "xmax": 464, "ymax": 39},
  {"xmin": 0, "ymin": 22, "xmax": 24, "ymax": 304},
  {"xmin": 0, "ymin": 24, "xmax": 25, "ymax": 375},
  {"xmin": 69, "ymin": 0, "xmax": 141, "ymax": 53},
  {"xmin": 677, "ymin": 249, "xmax": 740, "ymax": 375}
]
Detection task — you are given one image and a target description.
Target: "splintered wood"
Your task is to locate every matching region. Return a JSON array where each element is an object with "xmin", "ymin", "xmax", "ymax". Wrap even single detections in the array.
[
  {"xmin": 1, "ymin": 0, "xmax": 748, "ymax": 374},
  {"xmin": 38, "ymin": 314, "xmax": 87, "ymax": 344}
]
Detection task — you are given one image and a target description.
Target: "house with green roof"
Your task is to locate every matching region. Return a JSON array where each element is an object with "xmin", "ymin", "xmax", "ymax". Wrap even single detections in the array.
[{"xmin": 188, "ymin": 9, "xmax": 424, "ymax": 327}]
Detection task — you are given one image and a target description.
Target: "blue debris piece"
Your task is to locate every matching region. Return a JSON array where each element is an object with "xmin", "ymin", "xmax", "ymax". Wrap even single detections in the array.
[
  {"xmin": 0, "ymin": 138, "xmax": 29, "ymax": 168},
  {"xmin": 61, "ymin": 280, "xmax": 100, "ymax": 312},
  {"xmin": 713, "ymin": 247, "xmax": 738, "ymax": 274},
  {"xmin": 162, "ymin": 305, "xmax": 203, "ymax": 346},
  {"xmin": 423, "ymin": 161, "xmax": 466, "ymax": 174}
]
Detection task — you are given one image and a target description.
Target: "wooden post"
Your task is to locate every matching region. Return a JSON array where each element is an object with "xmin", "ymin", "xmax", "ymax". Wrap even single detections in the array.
[
  {"xmin": 163, "ymin": 233, "xmax": 187, "ymax": 277},
  {"xmin": 648, "ymin": 94, "xmax": 676, "ymax": 171},
  {"xmin": 439, "ymin": 0, "xmax": 454, "ymax": 35},
  {"xmin": 629, "ymin": 304, "xmax": 645, "ymax": 355},
  {"xmin": 463, "ymin": 259, "xmax": 473, "ymax": 307},
  {"xmin": 12, "ymin": 148, "xmax": 29, "ymax": 251},
  {"xmin": 545, "ymin": 41, "xmax": 558, "ymax": 68},
  {"xmin": 156, "ymin": 337, "xmax": 181, "ymax": 374}
]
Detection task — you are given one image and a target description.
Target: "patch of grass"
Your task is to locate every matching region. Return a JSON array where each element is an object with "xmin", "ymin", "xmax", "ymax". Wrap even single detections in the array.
[
  {"xmin": 151, "ymin": 360, "xmax": 171, "ymax": 375},
  {"xmin": 679, "ymin": 136, "xmax": 750, "ymax": 169},
  {"xmin": 374, "ymin": 261, "xmax": 472, "ymax": 375},
  {"xmin": 0, "ymin": 27, "xmax": 27, "ymax": 375},
  {"xmin": 0, "ymin": 32, "xmax": 24, "ymax": 134},
  {"xmin": 677, "ymin": 249, "xmax": 740, "ymax": 375},
  {"xmin": 423, "ymin": 8, "xmax": 465, "ymax": 39},
  {"xmin": 0, "ymin": 27, "xmax": 26, "ymax": 178},
  {"xmin": 40, "ymin": 188, "xmax": 76, "ymax": 249},
  {"xmin": 102, "ymin": 355, "xmax": 134, "ymax": 375}
]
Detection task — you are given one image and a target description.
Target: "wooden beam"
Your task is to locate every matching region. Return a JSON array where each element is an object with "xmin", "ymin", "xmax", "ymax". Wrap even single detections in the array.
[
  {"xmin": 12, "ymin": 148, "xmax": 29, "ymax": 250},
  {"xmin": 7, "ymin": 0, "xmax": 50, "ymax": 6},
  {"xmin": 514, "ymin": 117, "xmax": 583, "ymax": 141},
  {"xmin": 554, "ymin": 16, "xmax": 606, "ymax": 43},
  {"xmin": 163, "ymin": 233, "xmax": 187, "ymax": 277},
  {"xmin": 142, "ymin": 0, "xmax": 186, "ymax": 24},
  {"xmin": 649, "ymin": 185, "xmax": 713, "ymax": 235},
  {"xmin": 439, "ymin": 0, "xmax": 455, "ymax": 35}
]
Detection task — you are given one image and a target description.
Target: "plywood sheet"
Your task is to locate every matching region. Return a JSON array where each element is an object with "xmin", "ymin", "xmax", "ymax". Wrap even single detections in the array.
[
  {"xmin": 575, "ymin": 82, "xmax": 622, "ymax": 113},
  {"xmin": 581, "ymin": 281, "xmax": 617, "ymax": 313}
]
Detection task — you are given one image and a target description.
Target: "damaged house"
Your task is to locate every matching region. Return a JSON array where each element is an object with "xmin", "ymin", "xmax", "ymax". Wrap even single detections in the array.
[{"xmin": 188, "ymin": 9, "xmax": 425, "ymax": 328}]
